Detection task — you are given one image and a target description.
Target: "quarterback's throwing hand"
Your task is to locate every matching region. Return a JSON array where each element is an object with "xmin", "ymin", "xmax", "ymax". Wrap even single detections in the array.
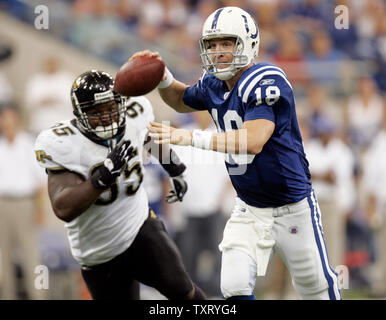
[
  {"xmin": 166, "ymin": 174, "xmax": 188, "ymax": 203},
  {"xmin": 148, "ymin": 121, "xmax": 192, "ymax": 146},
  {"xmin": 91, "ymin": 139, "xmax": 134, "ymax": 189},
  {"xmin": 129, "ymin": 50, "xmax": 161, "ymax": 62}
]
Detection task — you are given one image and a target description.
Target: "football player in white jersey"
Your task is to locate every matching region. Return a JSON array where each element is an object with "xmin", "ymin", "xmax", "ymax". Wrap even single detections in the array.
[{"xmin": 34, "ymin": 70, "xmax": 206, "ymax": 300}]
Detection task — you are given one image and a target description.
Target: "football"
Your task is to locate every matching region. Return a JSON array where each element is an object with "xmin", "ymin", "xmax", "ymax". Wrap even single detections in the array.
[{"xmin": 114, "ymin": 56, "xmax": 165, "ymax": 96}]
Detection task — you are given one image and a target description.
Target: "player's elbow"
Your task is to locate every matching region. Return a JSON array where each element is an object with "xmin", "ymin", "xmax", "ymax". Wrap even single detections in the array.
[
  {"xmin": 52, "ymin": 202, "xmax": 79, "ymax": 223},
  {"xmin": 159, "ymin": 84, "xmax": 192, "ymax": 113},
  {"xmin": 53, "ymin": 208, "xmax": 75, "ymax": 223}
]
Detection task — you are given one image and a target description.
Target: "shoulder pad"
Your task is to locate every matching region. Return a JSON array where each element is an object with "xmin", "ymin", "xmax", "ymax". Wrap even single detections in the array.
[
  {"xmin": 125, "ymin": 96, "xmax": 155, "ymax": 124},
  {"xmin": 238, "ymin": 64, "xmax": 293, "ymax": 104},
  {"xmin": 34, "ymin": 121, "xmax": 80, "ymax": 171}
]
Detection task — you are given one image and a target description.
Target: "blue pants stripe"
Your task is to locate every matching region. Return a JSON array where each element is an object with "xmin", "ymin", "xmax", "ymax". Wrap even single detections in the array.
[{"xmin": 307, "ymin": 191, "xmax": 341, "ymax": 300}]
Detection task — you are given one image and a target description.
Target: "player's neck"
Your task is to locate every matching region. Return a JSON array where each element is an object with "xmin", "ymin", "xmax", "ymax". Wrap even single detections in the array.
[{"xmin": 224, "ymin": 64, "xmax": 253, "ymax": 90}]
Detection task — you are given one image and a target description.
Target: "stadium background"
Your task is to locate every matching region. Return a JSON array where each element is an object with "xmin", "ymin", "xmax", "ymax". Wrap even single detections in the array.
[{"xmin": 0, "ymin": 0, "xmax": 384, "ymax": 300}]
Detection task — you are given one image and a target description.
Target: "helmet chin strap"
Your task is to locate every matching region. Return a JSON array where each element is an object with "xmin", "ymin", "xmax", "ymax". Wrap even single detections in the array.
[{"xmin": 213, "ymin": 66, "xmax": 238, "ymax": 81}]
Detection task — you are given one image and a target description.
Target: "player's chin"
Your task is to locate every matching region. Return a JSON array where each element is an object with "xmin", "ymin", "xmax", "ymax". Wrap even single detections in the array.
[{"xmin": 217, "ymin": 64, "xmax": 230, "ymax": 69}]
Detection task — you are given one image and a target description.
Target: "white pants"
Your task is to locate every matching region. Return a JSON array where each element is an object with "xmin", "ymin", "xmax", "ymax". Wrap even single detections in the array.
[{"xmin": 219, "ymin": 191, "xmax": 341, "ymax": 300}]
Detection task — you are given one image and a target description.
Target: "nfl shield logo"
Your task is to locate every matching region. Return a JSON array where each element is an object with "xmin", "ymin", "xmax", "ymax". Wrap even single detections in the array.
[{"xmin": 289, "ymin": 226, "xmax": 298, "ymax": 234}]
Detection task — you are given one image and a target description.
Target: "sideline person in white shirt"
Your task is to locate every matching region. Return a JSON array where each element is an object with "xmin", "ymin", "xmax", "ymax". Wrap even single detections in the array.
[
  {"xmin": 24, "ymin": 57, "xmax": 74, "ymax": 135},
  {"xmin": 0, "ymin": 104, "xmax": 46, "ymax": 299},
  {"xmin": 304, "ymin": 115, "xmax": 356, "ymax": 269},
  {"xmin": 362, "ymin": 115, "xmax": 386, "ymax": 297},
  {"xmin": 344, "ymin": 76, "xmax": 384, "ymax": 154}
]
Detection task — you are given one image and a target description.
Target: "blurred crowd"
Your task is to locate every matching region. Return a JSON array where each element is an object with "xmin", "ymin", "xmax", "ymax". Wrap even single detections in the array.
[
  {"xmin": 1, "ymin": 0, "xmax": 385, "ymax": 86},
  {"xmin": 0, "ymin": 0, "xmax": 385, "ymax": 299}
]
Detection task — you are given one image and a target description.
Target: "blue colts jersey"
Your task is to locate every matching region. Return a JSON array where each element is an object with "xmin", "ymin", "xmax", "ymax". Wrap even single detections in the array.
[{"xmin": 183, "ymin": 62, "xmax": 312, "ymax": 207}]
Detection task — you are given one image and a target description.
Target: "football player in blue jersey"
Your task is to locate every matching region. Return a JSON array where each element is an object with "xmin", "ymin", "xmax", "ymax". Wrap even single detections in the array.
[{"xmin": 132, "ymin": 6, "xmax": 341, "ymax": 300}]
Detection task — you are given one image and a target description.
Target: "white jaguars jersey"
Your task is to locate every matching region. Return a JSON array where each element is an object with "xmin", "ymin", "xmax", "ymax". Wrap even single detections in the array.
[{"xmin": 35, "ymin": 96, "xmax": 155, "ymax": 266}]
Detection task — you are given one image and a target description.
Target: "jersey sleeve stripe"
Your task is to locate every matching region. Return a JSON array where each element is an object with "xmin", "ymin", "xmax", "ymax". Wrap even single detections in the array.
[
  {"xmin": 198, "ymin": 70, "xmax": 207, "ymax": 86},
  {"xmin": 47, "ymin": 166, "xmax": 66, "ymax": 171},
  {"xmin": 238, "ymin": 65, "xmax": 287, "ymax": 96},
  {"xmin": 241, "ymin": 71, "xmax": 293, "ymax": 104}
]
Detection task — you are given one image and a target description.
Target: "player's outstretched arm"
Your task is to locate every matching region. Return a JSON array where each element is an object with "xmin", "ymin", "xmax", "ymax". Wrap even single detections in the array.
[
  {"xmin": 129, "ymin": 50, "xmax": 197, "ymax": 113},
  {"xmin": 147, "ymin": 119, "xmax": 275, "ymax": 155}
]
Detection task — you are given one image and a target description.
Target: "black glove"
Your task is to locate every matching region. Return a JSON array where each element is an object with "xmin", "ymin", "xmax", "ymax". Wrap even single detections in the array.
[
  {"xmin": 166, "ymin": 174, "xmax": 188, "ymax": 203},
  {"xmin": 91, "ymin": 139, "xmax": 134, "ymax": 189}
]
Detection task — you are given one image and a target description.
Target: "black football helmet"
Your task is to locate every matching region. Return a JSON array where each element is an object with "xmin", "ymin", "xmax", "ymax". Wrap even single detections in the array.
[{"xmin": 71, "ymin": 70, "xmax": 126, "ymax": 141}]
